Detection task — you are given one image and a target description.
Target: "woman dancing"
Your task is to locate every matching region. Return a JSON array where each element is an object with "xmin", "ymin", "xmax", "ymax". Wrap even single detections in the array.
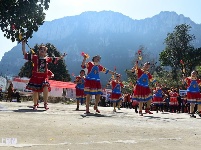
[
  {"xmin": 183, "ymin": 70, "xmax": 201, "ymax": 118},
  {"xmin": 81, "ymin": 54, "xmax": 117, "ymax": 114},
  {"xmin": 132, "ymin": 62, "xmax": 154, "ymax": 116},
  {"xmin": 22, "ymin": 41, "xmax": 66, "ymax": 110}
]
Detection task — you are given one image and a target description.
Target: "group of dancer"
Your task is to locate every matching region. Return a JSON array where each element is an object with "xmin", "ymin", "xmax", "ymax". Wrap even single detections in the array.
[{"xmin": 21, "ymin": 41, "xmax": 201, "ymax": 117}]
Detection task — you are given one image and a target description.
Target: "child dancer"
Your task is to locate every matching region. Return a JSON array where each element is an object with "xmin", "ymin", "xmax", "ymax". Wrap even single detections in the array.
[
  {"xmin": 109, "ymin": 74, "xmax": 124, "ymax": 112},
  {"xmin": 183, "ymin": 71, "xmax": 201, "ymax": 118},
  {"xmin": 74, "ymin": 70, "xmax": 86, "ymax": 110},
  {"xmin": 81, "ymin": 54, "xmax": 117, "ymax": 114},
  {"xmin": 22, "ymin": 41, "xmax": 66, "ymax": 110},
  {"xmin": 152, "ymin": 83, "xmax": 164, "ymax": 113},
  {"xmin": 131, "ymin": 62, "xmax": 154, "ymax": 116},
  {"xmin": 169, "ymin": 88, "xmax": 179, "ymax": 113}
]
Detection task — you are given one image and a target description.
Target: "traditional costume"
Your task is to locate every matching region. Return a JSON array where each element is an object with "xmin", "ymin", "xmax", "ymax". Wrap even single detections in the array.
[
  {"xmin": 152, "ymin": 87, "xmax": 164, "ymax": 113},
  {"xmin": 169, "ymin": 91, "xmax": 179, "ymax": 106},
  {"xmin": 152, "ymin": 88, "xmax": 163, "ymax": 105},
  {"xmin": 132, "ymin": 63, "xmax": 154, "ymax": 115},
  {"xmin": 184, "ymin": 75, "xmax": 201, "ymax": 118},
  {"xmin": 75, "ymin": 75, "xmax": 86, "ymax": 104},
  {"xmin": 24, "ymin": 53, "xmax": 59, "ymax": 92},
  {"xmin": 132, "ymin": 68, "xmax": 153, "ymax": 102},
  {"xmin": 185, "ymin": 77, "xmax": 201, "ymax": 104},
  {"xmin": 168, "ymin": 90, "xmax": 179, "ymax": 113},
  {"xmin": 82, "ymin": 61, "xmax": 109, "ymax": 95},
  {"xmin": 110, "ymin": 80, "xmax": 124, "ymax": 103}
]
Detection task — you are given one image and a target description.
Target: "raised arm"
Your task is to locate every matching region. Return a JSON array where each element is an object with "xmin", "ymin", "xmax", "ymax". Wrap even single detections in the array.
[
  {"xmin": 22, "ymin": 41, "xmax": 26, "ymax": 56},
  {"xmin": 131, "ymin": 61, "xmax": 138, "ymax": 73},
  {"xmin": 74, "ymin": 77, "xmax": 82, "ymax": 84},
  {"xmin": 181, "ymin": 75, "xmax": 186, "ymax": 85},
  {"xmin": 81, "ymin": 55, "xmax": 87, "ymax": 68},
  {"xmin": 108, "ymin": 70, "xmax": 117, "ymax": 75},
  {"xmin": 102, "ymin": 68, "xmax": 120, "ymax": 76},
  {"xmin": 58, "ymin": 53, "xmax": 67, "ymax": 60}
]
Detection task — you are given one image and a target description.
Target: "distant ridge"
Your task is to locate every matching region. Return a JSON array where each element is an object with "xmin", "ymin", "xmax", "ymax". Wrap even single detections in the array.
[{"xmin": 0, "ymin": 11, "xmax": 200, "ymax": 85}]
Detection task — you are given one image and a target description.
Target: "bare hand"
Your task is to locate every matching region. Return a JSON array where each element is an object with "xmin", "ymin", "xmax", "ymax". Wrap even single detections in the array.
[
  {"xmin": 63, "ymin": 53, "xmax": 67, "ymax": 57},
  {"xmin": 60, "ymin": 53, "xmax": 67, "ymax": 59}
]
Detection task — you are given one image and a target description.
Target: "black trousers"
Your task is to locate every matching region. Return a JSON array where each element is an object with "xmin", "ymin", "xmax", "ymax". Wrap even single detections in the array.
[{"xmin": 12, "ymin": 92, "xmax": 21, "ymax": 102}]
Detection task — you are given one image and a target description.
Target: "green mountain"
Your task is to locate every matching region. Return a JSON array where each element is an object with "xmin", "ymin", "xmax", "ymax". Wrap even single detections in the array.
[{"xmin": 0, "ymin": 11, "xmax": 200, "ymax": 86}]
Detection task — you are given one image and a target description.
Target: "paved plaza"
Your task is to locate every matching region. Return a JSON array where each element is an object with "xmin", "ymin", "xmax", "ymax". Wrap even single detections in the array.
[{"xmin": 0, "ymin": 101, "xmax": 201, "ymax": 150}]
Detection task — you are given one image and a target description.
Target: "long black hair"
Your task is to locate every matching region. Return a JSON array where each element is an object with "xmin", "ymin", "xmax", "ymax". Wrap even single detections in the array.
[{"xmin": 92, "ymin": 55, "xmax": 101, "ymax": 62}]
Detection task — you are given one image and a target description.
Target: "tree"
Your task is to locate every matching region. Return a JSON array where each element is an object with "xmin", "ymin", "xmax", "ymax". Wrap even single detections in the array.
[
  {"xmin": 18, "ymin": 43, "xmax": 71, "ymax": 82},
  {"xmin": 0, "ymin": 0, "xmax": 50, "ymax": 42},
  {"xmin": 159, "ymin": 24, "xmax": 196, "ymax": 80},
  {"xmin": 153, "ymin": 66, "xmax": 183, "ymax": 89}
]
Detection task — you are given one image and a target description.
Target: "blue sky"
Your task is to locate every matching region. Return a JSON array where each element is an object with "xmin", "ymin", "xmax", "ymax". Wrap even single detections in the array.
[{"xmin": 0, "ymin": 0, "xmax": 201, "ymax": 60}]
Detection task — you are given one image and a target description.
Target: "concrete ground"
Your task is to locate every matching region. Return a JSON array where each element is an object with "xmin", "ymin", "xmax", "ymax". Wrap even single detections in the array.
[{"xmin": 0, "ymin": 101, "xmax": 201, "ymax": 150}]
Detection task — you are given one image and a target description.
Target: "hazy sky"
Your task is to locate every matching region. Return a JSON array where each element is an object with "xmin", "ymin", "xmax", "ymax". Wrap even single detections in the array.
[{"xmin": 0, "ymin": 0, "xmax": 201, "ymax": 60}]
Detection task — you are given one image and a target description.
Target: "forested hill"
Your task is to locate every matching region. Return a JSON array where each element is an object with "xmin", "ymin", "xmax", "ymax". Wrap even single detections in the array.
[{"xmin": 0, "ymin": 11, "xmax": 200, "ymax": 85}]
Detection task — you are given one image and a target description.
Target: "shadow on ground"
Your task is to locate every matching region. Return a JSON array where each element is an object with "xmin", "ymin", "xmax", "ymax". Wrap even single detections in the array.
[{"xmin": 80, "ymin": 113, "xmax": 114, "ymax": 118}]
